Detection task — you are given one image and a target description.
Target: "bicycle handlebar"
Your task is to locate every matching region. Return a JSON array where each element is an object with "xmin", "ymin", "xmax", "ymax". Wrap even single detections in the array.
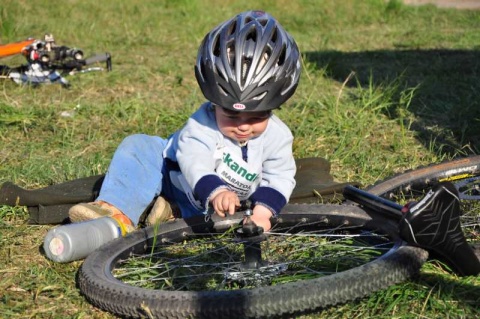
[{"xmin": 84, "ymin": 53, "xmax": 112, "ymax": 71}]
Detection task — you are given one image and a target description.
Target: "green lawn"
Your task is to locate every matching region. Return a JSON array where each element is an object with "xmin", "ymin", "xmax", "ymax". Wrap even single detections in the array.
[{"xmin": 1, "ymin": 0, "xmax": 479, "ymax": 318}]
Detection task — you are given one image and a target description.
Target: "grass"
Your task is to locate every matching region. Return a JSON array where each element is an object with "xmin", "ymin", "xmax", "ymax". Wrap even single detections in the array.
[{"xmin": 0, "ymin": 0, "xmax": 479, "ymax": 318}]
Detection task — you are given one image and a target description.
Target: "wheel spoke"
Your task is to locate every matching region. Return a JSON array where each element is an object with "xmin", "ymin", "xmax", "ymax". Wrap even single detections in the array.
[{"xmin": 112, "ymin": 219, "xmax": 394, "ymax": 291}]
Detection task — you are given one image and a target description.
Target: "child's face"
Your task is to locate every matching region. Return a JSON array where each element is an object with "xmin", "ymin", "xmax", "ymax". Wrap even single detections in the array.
[{"xmin": 214, "ymin": 105, "xmax": 270, "ymax": 144}]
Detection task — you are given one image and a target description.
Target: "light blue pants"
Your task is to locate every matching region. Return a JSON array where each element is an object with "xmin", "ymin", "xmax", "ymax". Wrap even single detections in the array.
[{"xmin": 97, "ymin": 134, "xmax": 201, "ymax": 225}]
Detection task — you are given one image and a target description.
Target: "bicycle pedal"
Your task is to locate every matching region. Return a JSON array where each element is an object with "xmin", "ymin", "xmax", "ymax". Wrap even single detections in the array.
[{"xmin": 399, "ymin": 182, "xmax": 480, "ymax": 276}]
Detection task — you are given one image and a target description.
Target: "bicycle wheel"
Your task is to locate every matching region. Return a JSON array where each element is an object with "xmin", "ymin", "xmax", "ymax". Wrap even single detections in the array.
[
  {"xmin": 78, "ymin": 204, "xmax": 427, "ymax": 319},
  {"xmin": 367, "ymin": 156, "xmax": 480, "ymax": 252}
]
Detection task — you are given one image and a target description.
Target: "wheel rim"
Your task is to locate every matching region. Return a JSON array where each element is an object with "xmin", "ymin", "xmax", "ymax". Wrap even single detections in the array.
[{"xmin": 108, "ymin": 210, "xmax": 402, "ymax": 292}]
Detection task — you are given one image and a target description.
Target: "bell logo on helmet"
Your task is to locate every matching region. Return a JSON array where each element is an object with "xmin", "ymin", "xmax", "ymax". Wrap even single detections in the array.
[
  {"xmin": 233, "ymin": 103, "xmax": 246, "ymax": 110},
  {"xmin": 252, "ymin": 11, "xmax": 266, "ymax": 17}
]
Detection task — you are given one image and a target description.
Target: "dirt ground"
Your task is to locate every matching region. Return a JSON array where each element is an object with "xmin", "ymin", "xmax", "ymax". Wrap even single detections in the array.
[{"xmin": 402, "ymin": 0, "xmax": 480, "ymax": 9}]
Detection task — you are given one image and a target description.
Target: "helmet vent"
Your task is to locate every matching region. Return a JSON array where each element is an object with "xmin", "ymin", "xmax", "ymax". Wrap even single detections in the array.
[
  {"xmin": 245, "ymin": 28, "xmax": 257, "ymax": 42},
  {"xmin": 281, "ymin": 75, "xmax": 294, "ymax": 94},
  {"xmin": 200, "ymin": 62, "xmax": 207, "ymax": 79},
  {"xmin": 277, "ymin": 44, "xmax": 286, "ymax": 66},
  {"xmin": 227, "ymin": 46, "xmax": 235, "ymax": 69},
  {"xmin": 242, "ymin": 59, "xmax": 251, "ymax": 83},
  {"xmin": 214, "ymin": 63, "xmax": 228, "ymax": 82},
  {"xmin": 213, "ymin": 36, "xmax": 220, "ymax": 57},
  {"xmin": 228, "ymin": 20, "xmax": 237, "ymax": 36},
  {"xmin": 257, "ymin": 51, "xmax": 270, "ymax": 76},
  {"xmin": 258, "ymin": 18, "xmax": 268, "ymax": 27},
  {"xmin": 218, "ymin": 83, "xmax": 229, "ymax": 96},
  {"xmin": 253, "ymin": 91, "xmax": 267, "ymax": 100},
  {"xmin": 271, "ymin": 27, "xmax": 278, "ymax": 42}
]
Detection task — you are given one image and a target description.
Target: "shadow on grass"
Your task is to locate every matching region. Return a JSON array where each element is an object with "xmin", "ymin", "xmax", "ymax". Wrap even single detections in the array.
[
  {"xmin": 304, "ymin": 49, "xmax": 480, "ymax": 156},
  {"xmin": 417, "ymin": 271, "xmax": 480, "ymax": 314}
]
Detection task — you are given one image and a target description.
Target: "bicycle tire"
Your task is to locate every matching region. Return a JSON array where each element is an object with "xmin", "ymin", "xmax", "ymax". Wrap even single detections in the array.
[{"xmin": 78, "ymin": 204, "xmax": 427, "ymax": 319}]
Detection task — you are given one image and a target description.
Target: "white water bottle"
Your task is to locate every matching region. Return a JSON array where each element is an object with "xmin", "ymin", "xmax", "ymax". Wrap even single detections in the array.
[{"xmin": 43, "ymin": 216, "xmax": 129, "ymax": 263}]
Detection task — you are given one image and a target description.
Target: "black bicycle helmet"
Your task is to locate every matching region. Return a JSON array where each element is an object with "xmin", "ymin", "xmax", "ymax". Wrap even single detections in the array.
[{"xmin": 195, "ymin": 10, "xmax": 301, "ymax": 112}]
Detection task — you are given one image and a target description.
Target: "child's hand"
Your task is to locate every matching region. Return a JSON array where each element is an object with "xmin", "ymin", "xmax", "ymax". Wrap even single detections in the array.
[
  {"xmin": 249, "ymin": 204, "xmax": 273, "ymax": 232},
  {"xmin": 210, "ymin": 189, "xmax": 240, "ymax": 217}
]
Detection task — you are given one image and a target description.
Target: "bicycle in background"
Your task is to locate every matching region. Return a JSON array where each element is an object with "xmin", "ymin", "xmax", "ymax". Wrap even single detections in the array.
[{"xmin": 0, "ymin": 34, "xmax": 111, "ymax": 87}]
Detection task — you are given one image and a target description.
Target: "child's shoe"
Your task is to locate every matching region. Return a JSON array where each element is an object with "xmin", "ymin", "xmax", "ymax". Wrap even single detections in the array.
[
  {"xmin": 68, "ymin": 201, "xmax": 134, "ymax": 232},
  {"xmin": 146, "ymin": 196, "xmax": 175, "ymax": 226}
]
